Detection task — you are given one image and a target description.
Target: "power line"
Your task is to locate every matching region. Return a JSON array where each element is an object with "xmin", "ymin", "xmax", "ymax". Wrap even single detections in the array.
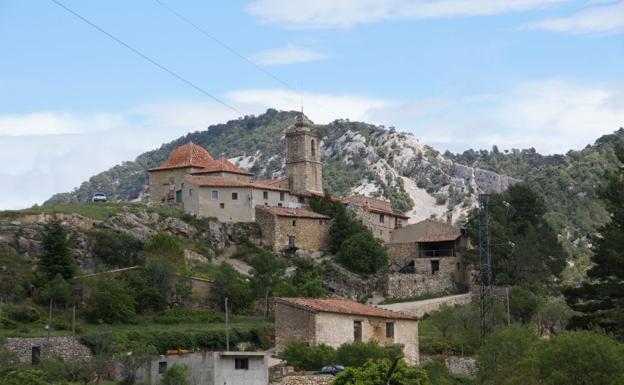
[
  {"xmin": 49, "ymin": 0, "xmax": 244, "ymax": 116},
  {"xmin": 153, "ymin": 0, "xmax": 339, "ymax": 119}
]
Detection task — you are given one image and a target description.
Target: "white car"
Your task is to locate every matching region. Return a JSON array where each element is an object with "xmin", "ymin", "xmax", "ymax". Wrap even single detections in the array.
[{"xmin": 92, "ymin": 192, "xmax": 108, "ymax": 202}]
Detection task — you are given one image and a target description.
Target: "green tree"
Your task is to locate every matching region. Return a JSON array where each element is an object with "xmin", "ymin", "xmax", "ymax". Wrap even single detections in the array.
[
  {"xmin": 39, "ymin": 218, "xmax": 75, "ymax": 280},
  {"xmin": 249, "ymin": 249, "xmax": 287, "ymax": 297},
  {"xmin": 274, "ymin": 257, "xmax": 326, "ymax": 298},
  {"xmin": 465, "ymin": 183, "xmax": 567, "ymax": 286},
  {"xmin": 337, "ymin": 231, "xmax": 388, "ymax": 275},
  {"xmin": 476, "ymin": 325, "xmax": 539, "ymax": 385},
  {"xmin": 161, "ymin": 364, "xmax": 191, "ymax": 385},
  {"xmin": 334, "ymin": 359, "xmax": 429, "ymax": 385},
  {"xmin": 502, "ymin": 331, "xmax": 624, "ymax": 385},
  {"xmin": 535, "ymin": 297, "xmax": 574, "ymax": 336},
  {"xmin": 566, "ymin": 147, "xmax": 624, "ymax": 339},
  {"xmin": 144, "ymin": 234, "xmax": 184, "ymax": 266},
  {"xmin": 509, "ymin": 286, "xmax": 542, "ymax": 325},
  {"xmin": 118, "ymin": 344, "xmax": 158, "ymax": 385},
  {"xmin": 212, "ymin": 263, "xmax": 253, "ymax": 313},
  {"xmin": 428, "ymin": 304, "xmax": 461, "ymax": 338},
  {"xmin": 40, "ymin": 274, "xmax": 72, "ymax": 307},
  {"xmin": 84, "ymin": 277, "xmax": 136, "ymax": 323}
]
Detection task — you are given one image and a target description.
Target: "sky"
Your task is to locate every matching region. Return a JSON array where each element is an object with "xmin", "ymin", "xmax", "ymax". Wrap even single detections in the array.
[{"xmin": 1, "ymin": 0, "xmax": 623, "ymax": 209}]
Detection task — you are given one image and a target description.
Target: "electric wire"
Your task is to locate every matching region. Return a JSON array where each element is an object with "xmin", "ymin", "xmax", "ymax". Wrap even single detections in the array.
[{"xmin": 49, "ymin": 0, "xmax": 244, "ymax": 116}]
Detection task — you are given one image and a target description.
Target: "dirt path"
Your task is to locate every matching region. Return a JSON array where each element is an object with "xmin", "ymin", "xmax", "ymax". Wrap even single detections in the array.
[{"xmin": 215, "ymin": 245, "xmax": 253, "ymax": 276}]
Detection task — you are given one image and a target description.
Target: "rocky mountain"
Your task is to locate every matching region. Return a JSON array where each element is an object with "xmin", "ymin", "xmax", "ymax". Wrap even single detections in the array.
[{"xmin": 45, "ymin": 109, "xmax": 516, "ymax": 225}]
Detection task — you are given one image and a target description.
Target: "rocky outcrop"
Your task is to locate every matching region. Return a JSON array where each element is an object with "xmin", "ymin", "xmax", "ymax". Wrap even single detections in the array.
[{"xmin": 322, "ymin": 261, "xmax": 385, "ymax": 300}]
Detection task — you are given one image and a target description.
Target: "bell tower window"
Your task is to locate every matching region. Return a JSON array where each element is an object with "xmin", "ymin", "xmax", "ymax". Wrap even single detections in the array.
[{"xmin": 311, "ymin": 139, "xmax": 316, "ymax": 157}]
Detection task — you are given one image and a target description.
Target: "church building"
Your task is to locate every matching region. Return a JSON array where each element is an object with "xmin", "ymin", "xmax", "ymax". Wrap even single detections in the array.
[{"xmin": 147, "ymin": 114, "xmax": 323, "ymax": 224}]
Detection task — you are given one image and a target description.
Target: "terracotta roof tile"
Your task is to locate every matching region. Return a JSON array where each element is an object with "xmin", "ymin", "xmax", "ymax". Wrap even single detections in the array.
[
  {"xmin": 191, "ymin": 156, "xmax": 254, "ymax": 176},
  {"xmin": 275, "ymin": 297, "xmax": 418, "ymax": 320},
  {"xmin": 256, "ymin": 206, "xmax": 330, "ymax": 219},
  {"xmin": 366, "ymin": 206, "xmax": 410, "ymax": 219},
  {"xmin": 186, "ymin": 176, "xmax": 290, "ymax": 192},
  {"xmin": 149, "ymin": 143, "xmax": 214, "ymax": 171}
]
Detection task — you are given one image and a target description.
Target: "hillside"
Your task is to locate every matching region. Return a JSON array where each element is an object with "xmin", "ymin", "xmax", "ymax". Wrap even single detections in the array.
[{"xmin": 45, "ymin": 109, "xmax": 515, "ymax": 224}]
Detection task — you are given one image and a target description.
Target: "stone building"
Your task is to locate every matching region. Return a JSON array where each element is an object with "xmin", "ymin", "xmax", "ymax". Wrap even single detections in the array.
[
  {"xmin": 343, "ymin": 195, "xmax": 408, "ymax": 242},
  {"xmin": 274, "ymin": 297, "xmax": 420, "ymax": 366},
  {"xmin": 385, "ymin": 219, "xmax": 469, "ymax": 298},
  {"xmin": 285, "ymin": 115, "xmax": 322, "ymax": 194},
  {"xmin": 118, "ymin": 350, "xmax": 269, "ymax": 385},
  {"xmin": 147, "ymin": 115, "xmax": 323, "ymax": 223},
  {"xmin": 6, "ymin": 336, "xmax": 92, "ymax": 365},
  {"xmin": 255, "ymin": 206, "xmax": 331, "ymax": 253}
]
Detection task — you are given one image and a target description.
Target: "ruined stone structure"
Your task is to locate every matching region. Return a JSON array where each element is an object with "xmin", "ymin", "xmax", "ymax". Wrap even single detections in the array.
[
  {"xmin": 255, "ymin": 206, "xmax": 331, "ymax": 253},
  {"xmin": 343, "ymin": 195, "xmax": 408, "ymax": 242},
  {"xmin": 117, "ymin": 350, "xmax": 269, "ymax": 385},
  {"xmin": 274, "ymin": 297, "xmax": 419, "ymax": 366},
  {"xmin": 285, "ymin": 115, "xmax": 323, "ymax": 194},
  {"xmin": 276, "ymin": 375, "xmax": 335, "ymax": 385},
  {"xmin": 6, "ymin": 336, "xmax": 92, "ymax": 364},
  {"xmin": 386, "ymin": 219, "xmax": 469, "ymax": 297}
]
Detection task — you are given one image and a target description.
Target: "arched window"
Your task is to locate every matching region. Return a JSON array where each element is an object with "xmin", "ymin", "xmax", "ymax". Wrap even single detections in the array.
[{"xmin": 311, "ymin": 139, "xmax": 316, "ymax": 157}]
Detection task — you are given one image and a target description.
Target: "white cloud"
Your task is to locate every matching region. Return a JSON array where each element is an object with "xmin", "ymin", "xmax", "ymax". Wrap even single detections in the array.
[
  {"xmin": 0, "ymin": 111, "xmax": 127, "ymax": 136},
  {"xmin": 525, "ymin": 1, "xmax": 624, "ymax": 34},
  {"xmin": 251, "ymin": 44, "xmax": 329, "ymax": 65},
  {"xmin": 2, "ymin": 81, "xmax": 622, "ymax": 210},
  {"xmin": 246, "ymin": 0, "xmax": 567, "ymax": 29}
]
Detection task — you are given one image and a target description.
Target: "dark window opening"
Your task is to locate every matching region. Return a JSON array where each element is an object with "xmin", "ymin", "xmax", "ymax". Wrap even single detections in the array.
[
  {"xmin": 311, "ymin": 139, "xmax": 316, "ymax": 157},
  {"xmin": 292, "ymin": 220, "xmax": 297, "ymax": 226},
  {"xmin": 400, "ymin": 260, "xmax": 416, "ymax": 274},
  {"xmin": 278, "ymin": 203, "xmax": 283, "ymax": 207},
  {"xmin": 31, "ymin": 346, "xmax": 41, "ymax": 365},
  {"xmin": 354, "ymin": 320, "xmax": 362, "ymax": 342},
  {"xmin": 220, "ymin": 203, "xmax": 225, "ymax": 209},
  {"xmin": 431, "ymin": 260, "xmax": 440, "ymax": 274},
  {"xmin": 235, "ymin": 358, "xmax": 249, "ymax": 370},
  {"xmin": 298, "ymin": 196, "xmax": 305, "ymax": 204},
  {"xmin": 175, "ymin": 190, "xmax": 182, "ymax": 203},
  {"xmin": 212, "ymin": 190, "xmax": 219, "ymax": 200},
  {"xmin": 232, "ymin": 192, "xmax": 239, "ymax": 200},
  {"xmin": 386, "ymin": 322, "xmax": 394, "ymax": 338},
  {"xmin": 288, "ymin": 236, "xmax": 296, "ymax": 249},
  {"xmin": 379, "ymin": 214, "xmax": 385, "ymax": 223},
  {"xmin": 158, "ymin": 361, "xmax": 167, "ymax": 374},
  {"xmin": 456, "ymin": 262, "xmax": 460, "ymax": 270},
  {"xmin": 280, "ymin": 192, "xmax": 285, "ymax": 201},
  {"xmin": 263, "ymin": 191, "xmax": 269, "ymax": 200}
]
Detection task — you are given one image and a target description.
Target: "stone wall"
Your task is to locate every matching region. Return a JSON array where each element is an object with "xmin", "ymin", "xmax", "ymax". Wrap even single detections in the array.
[
  {"xmin": 275, "ymin": 302, "xmax": 317, "ymax": 351},
  {"xmin": 378, "ymin": 294, "xmax": 473, "ymax": 318},
  {"xmin": 446, "ymin": 356, "xmax": 476, "ymax": 376},
  {"xmin": 385, "ymin": 257, "xmax": 459, "ymax": 298},
  {"xmin": 274, "ymin": 216, "xmax": 330, "ymax": 253},
  {"xmin": 322, "ymin": 262, "xmax": 385, "ymax": 300},
  {"xmin": 6, "ymin": 336, "xmax": 92, "ymax": 364},
  {"xmin": 149, "ymin": 167, "xmax": 204, "ymax": 204},
  {"xmin": 275, "ymin": 375, "xmax": 334, "ymax": 385}
]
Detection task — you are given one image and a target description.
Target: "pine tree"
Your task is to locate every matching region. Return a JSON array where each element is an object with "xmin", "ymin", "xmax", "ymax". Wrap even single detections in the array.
[
  {"xmin": 39, "ymin": 218, "xmax": 75, "ymax": 280},
  {"xmin": 566, "ymin": 147, "xmax": 624, "ymax": 339}
]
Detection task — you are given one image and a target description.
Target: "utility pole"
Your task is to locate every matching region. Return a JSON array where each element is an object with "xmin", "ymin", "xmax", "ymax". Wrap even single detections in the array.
[
  {"xmin": 46, "ymin": 299, "xmax": 53, "ymax": 358},
  {"xmin": 506, "ymin": 287, "xmax": 511, "ymax": 326},
  {"xmin": 225, "ymin": 297, "xmax": 230, "ymax": 351},
  {"xmin": 263, "ymin": 287, "xmax": 269, "ymax": 320},
  {"xmin": 72, "ymin": 306, "xmax": 76, "ymax": 336},
  {"xmin": 478, "ymin": 194, "xmax": 494, "ymax": 342}
]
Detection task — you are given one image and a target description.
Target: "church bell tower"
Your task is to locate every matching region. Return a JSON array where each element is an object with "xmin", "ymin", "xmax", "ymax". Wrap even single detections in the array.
[{"xmin": 285, "ymin": 114, "xmax": 323, "ymax": 194}]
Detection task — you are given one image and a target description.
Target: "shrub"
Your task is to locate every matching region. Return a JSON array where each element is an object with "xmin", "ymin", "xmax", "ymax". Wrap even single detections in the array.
[
  {"xmin": 144, "ymin": 234, "xmax": 184, "ymax": 265},
  {"xmin": 0, "ymin": 368, "xmax": 48, "ymax": 385},
  {"xmin": 152, "ymin": 308, "xmax": 224, "ymax": 324},
  {"xmin": 90, "ymin": 229, "xmax": 143, "ymax": 267},
  {"xmin": 278, "ymin": 341, "xmax": 336, "ymax": 371},
  {"xmin": 40, "ymin": 274, "xmax": 72, "ymax": 307},
  {"xmin": 211, "ymin": 263, "xmax": 253, "ymax": 313},
  {"xmin": 509, "ymin": 287, "xmax": 541, "ymax": 324},
  {"xmin": 334, "ymin": 359, "xmax": 429, "ymax": 385},
  {"xmin": 337, "ymin": 231, "xmax": 388, "ymax": 275},
  {"xmin": 334, "ymin": 341, "xmax": 401, "ymax": 368},
  {"xmin": 162, "ymin": 364, "xmax": 191, "ymax": 385},
  {"xmin": 84, "ymin": 277, "xmax": 136, "ymax": 323},
  {"xmin": 5, "ymin": 304, "xmax": 41, "ymax": 323}
]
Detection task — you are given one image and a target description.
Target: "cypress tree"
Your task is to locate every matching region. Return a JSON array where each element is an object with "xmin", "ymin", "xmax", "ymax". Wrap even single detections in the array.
[{"xmin": 39, "ymin": 218, "xmax": 75, "ymax": 280}]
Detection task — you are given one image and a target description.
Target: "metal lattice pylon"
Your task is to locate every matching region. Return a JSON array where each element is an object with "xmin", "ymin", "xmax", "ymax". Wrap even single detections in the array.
[{"xmin": 478, "ymin": 194, "xmax": 494, "ymax": 341}]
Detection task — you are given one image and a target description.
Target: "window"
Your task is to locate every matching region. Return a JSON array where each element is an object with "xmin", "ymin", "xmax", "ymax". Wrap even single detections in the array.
[
  {"xmin": 457, "ymin": 262, "xmax": 460, "ymax": 271},
  {"xmin": 292, "ymin": 220, "xmax": 297, "ymax": 227},
  {"xmin": 189, "ymin": 188, "xmax": 193, "ymax": 197},
  {"xmin": 280, "ymin": 192, "xmax": 285, "ymax": 201},
  {"xmin": 181, "ymin": 183, "xmax": 184, "ymax": 188},
  {"xmin": 31, "ymin": 346, "xmax": 41, "ymax": 365},
  {"xmin": 235, "ymin": 358, "xmax": 249, "ymax": 370},
  {"xmin": 298, "ymin": 196, "xmax": 305, "ymax": 204},
  {"xmin": 386, "ymin": 322, "xmax": 394, "ymax": 338},
  {"xmin": 158, "ymin": 361, "xmax": 167, "ymax": 374},
  {"xmin": 431, "ymin": 260, "xmax": 440, "ymax": 274},
  {"xmin": 278, "ymin": 203, "xmax": 283, "ymax": 207},
  {"xmin": 263, "ymin": 191, "xmax": 269, "ymax": 200},
  {"xmin": 311, "ymin": 139, "xmax": 316, "ymax": 157},
  {"xmin": 211, "ymin": 190, "xmax": 219, "ymax": 200},
  {"xmin": 232, "ymin": 192, "xmax": 239, "ymax": 200},
  {"xmin": 354, "ymin": 320, "xmax": 362, "ymax": 342},
  {"xmin": 175, "ymin": 190, "xmax": 182, "ymax": 203},
  {"xmin": 379, "ymin": 214, "xmax": 385, "ymax": 223},
  {"xmin": 220, "ymin": 203, "xmax": 225, "ymax": 209},
  {"xmin": 288, "ymin": 236, "xmax": 296, "ymax": 249},
  {"xmin": 319, "ymin": 220, "xmax": 325, "ymax": 226}
]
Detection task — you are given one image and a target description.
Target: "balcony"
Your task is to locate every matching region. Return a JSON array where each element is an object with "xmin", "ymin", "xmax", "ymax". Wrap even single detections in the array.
[{"xmin": 417, "ymin": 248, "xmax": 455, "ymax": 258}]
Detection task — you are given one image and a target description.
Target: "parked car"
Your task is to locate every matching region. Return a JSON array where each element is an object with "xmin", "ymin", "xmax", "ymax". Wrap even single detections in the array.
[
  {"xmin": 92, "ymin": 192, "xmax": 108, "ymax": 202},
  {"xmin": 320, "ymin": 365, "xmax": 344, "ymax": 376}
]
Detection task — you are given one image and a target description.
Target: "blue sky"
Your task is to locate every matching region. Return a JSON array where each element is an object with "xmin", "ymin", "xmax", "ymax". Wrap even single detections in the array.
[{"xmin": 1, "ymin": 0, "xmax": 623, "ymax": 209}]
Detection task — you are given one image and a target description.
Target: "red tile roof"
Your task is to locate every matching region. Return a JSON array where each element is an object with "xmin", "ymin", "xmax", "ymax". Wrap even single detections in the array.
[
  {"xmin": 186, "ymin": 176, "xmax": 290, "ymax": 192},
  {"xmin": 149, "ymin": 143, "xmax": 214, "ymax": 171},
  {"xmin": 343, "ymin": 195, "xmax": 409, "ymax": 219},
  {"xmin": 275, "ymin": 297, "xmax": 418, "ymax": 320},
  {"xmin": 256, "ymin": 206, "xmax": 330, "ymax": 219},
  {"xmin": 191, "ymin": 156, "xmax": 254, "ymax": 176},
  {"xmin": 366, "ymin": 206, "xmax": 410, "ymax": 219}
]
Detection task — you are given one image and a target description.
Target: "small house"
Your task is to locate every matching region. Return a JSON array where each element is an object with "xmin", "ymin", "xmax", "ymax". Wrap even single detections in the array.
[
  {"xmin": 255, "ymin": 206, "xmax": 331, "ymax": 253},
  {"xmin": 274, "ymin": 297, "xmax": 419, "ymax": 365}
]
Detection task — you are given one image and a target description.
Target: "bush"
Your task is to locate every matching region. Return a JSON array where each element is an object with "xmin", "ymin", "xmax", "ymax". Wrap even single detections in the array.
[
  {"xmin": 84, "ymin": 277, "xmax": 136, "ymax": 323},
  {"xmin": 0, "ymin": 368, "xmax": 48, "ymax": 385},
  {"xmin": 90, "ymin": 229, "xmax": 143, "ymax": 267},
  {"xmin": 144, "ymin": 234, "xmax": 184, "ymax": 265},
  {"xmin": 334, "ymin": 359, "xmax": 429, "ymax": 385},
  {"xmin": 162, "ymin": 364, "xmax": 191, "ymax": 385},
  {"xmin": 334, "ymin": 341, "xmax": 401, "ymax": 368},
  {"xmin": 211, "ymin": 263, "xmax": 253, "ymax": 313},
  {"xmin": 336, "ymin": 231, "xmax": 388, "ymax": 275},
  {"xmin": 152, "ymin": 308, "xmax": 224, "ymax": 324},
  {"xmin": 509, "ymin": 286, "xmax": 541, "ymax": 324},
  {"xmin": 40, "ymin": 274, "xmax": 72, "ymax": 307}
]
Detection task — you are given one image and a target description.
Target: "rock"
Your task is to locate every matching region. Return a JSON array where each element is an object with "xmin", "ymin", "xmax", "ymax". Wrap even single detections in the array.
[
  {"xmin": 184, "ymin": 249, "xmax": 210, "ymax": 264},
  {"xmin": 156, "ymin": 216, "xmax": 196, "ymax": 237}
]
